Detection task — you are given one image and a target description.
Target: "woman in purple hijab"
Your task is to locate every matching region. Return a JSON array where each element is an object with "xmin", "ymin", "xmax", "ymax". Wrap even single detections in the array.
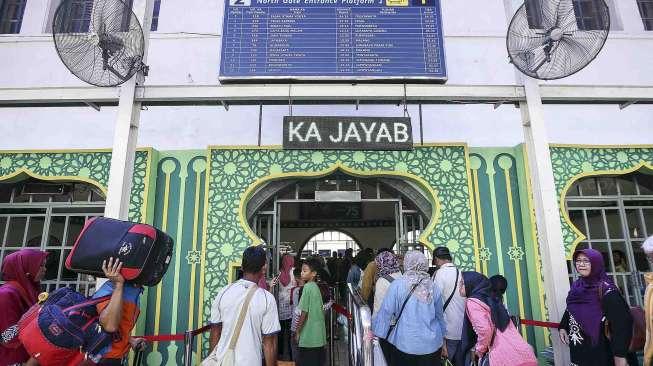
[
  {"xmin": 0, "ymin": 249, "xmax": 48, "ymax": 365},
  {"xmin": 558, "ymin": 248, "xmax": 633, "ymax": 366}
]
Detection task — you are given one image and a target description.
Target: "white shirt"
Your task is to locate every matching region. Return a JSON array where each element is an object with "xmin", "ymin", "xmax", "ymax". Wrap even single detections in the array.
[
  {"xmin": 432, "ymin": 263, "xmax": 465, "ymax": 340},
  {"xmin": 373, "ymin": 272, "xmax": 402, "ymax": 315},
  {"xmin": 208, "ymin": 279, "xmax": 281, "ymax": 365},
  {"xmin": 277, "ymin": 267, "xmax": 296, "ymax": 320}
]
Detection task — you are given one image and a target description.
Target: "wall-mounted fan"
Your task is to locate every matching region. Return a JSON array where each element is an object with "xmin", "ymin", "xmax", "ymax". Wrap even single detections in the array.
[
  {"xmin": 52, "ymin": 0, "xmax": 147, "ymax": 87},
  {"xmin": 506, "ymin": 0, "xmax": 610, "ymax": 80}
]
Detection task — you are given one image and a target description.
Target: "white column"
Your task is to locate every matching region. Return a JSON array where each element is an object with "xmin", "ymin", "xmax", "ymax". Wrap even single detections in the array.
[
  {"xmin": 501, "ymin": 2, "xmax": 571, "ymax": 362},
  {"xmin": 521, "ymin": 78, "xmax": 571, "ymax": 366},
  {"xmin": 104, "ymin": 0, "xmax": 154, "ymax": 220}
]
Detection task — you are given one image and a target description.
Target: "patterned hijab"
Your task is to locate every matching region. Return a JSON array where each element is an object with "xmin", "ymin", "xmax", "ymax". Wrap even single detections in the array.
[
  {"xmin": 375, "ymin": 251, "xmax": 400, "ymax": 281},
  {"xmin": 402, "ymin": 251, "xmax": 434, "ymax": 304},
  {"xmin": 567, "ymin": 248, "xmax": 617, "ymax": 345}
]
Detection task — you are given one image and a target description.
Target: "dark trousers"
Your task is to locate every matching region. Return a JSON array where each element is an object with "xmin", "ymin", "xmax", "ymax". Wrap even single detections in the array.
[
  {"xmin": 298, "ymin": 346, "xmax": 326, "ymax": 366},
  {"xmin": 380, "ymin": 338, "xmax": 442, "ymax": 366},
  {"xmin": 278, "ymin": 319, "xmax": 292, "ymax": 360}
]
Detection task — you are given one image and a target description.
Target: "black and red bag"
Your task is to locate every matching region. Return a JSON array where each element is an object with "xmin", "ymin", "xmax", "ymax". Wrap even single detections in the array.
[
  {"xmin": 65, "ymin": 217, "xmax": 173, "ymax": 287},
  {"xmin": 18, "ymin": 287, "xmax": 112, "ymax": 366}
]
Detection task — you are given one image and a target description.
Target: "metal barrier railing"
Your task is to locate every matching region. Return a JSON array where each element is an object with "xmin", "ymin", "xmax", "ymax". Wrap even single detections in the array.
[
  {"xmin": 132, "ymin": 324, "xmax": 212, "ymax": 365},
  {"xmin": 347, "ymin": 283, "xmax": 374, "ymax": 366}
]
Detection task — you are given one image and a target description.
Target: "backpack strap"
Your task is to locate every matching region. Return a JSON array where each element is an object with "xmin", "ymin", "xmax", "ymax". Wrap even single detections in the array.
[
  {"xmin": 63, "ymin": 295, "xmax": 112, "ymax": 314},
  {"xmin": 228, "ymin": 283, "xmax": 258, "ymax": 350},
  {"xmin": 385, "ymin": 278, "xmax": 423, "ymax": 339},
  {"xmin": 443, "ymin": 269, "xmax": 460, "ymax": 312}
]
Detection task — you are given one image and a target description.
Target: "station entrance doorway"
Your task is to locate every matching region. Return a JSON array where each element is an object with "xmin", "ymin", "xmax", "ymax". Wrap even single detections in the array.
[{"xmin": 245, "ymin": 171, "xmax": 433, "ymax": 277}]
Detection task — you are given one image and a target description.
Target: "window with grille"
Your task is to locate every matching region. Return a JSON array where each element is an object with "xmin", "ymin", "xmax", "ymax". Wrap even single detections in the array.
[
  {"xmin": 525, "ymin": 0, "xmax": 543, "ymax": 29},
  {"xmin": 565, "ymin": 172, "xmax": 653, "ymax": 306},
  {"xmin": 0, "ymin": 179, "xmax": 105, "ymax": 296},
  {"xmin": 56, "ymin": 0, "xmax": 94, "ymax": 33},
  {"xmin": 151, "ymin": 0, "xmax": 160, "ymax": 31},
  {"xmin": 638, "ymin": 0, "xmax": 653, "ymax": 31},
  {"xmin": 0, "ymin": 0, "xmax": 27, "ymax": 34},
  {"xmin": 572, "ymin": 0, "xmax": 607, "ymax": 30}
]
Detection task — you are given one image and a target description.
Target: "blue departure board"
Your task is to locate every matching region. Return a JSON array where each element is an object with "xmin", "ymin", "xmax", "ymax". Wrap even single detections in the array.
[{"xmin": 219, "ymin": 0, "xmax": 447, "ymax": 82}]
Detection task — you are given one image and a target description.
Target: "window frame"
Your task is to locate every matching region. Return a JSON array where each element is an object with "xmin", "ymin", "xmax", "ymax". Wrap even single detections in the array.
[
  {"xmin": 0, "ymin": 0, "xmax": 27, "ymax": 34},
  {"xmin": 565, "ymin": 172, "xmax": 653, "ymax": 306},
  {"xmin": 0, "ymin": 180, "xmax": 105, "ymax": 296},
  {"xmin": 638, "ymin": 0, "xmax": 653, "ymax": 31},
  {"xmin": 150, "ymin": 0, "xmax": 160, "ymax": 31},
  {"xmin": 572, "ymin": 0, "xmax": 607, "ymax": 31}
]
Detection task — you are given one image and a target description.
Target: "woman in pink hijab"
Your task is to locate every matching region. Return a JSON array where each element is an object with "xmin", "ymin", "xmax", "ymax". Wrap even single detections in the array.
[
  {"xmin": 0, "ymin": 249, "xmax": 48, "ymax": 365},
  {"xmin": 277, "ymin": 254, "xmax": 295, "ymax": 360}
]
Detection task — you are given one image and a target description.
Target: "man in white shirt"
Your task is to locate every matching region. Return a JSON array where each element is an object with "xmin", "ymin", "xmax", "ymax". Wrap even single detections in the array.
[
  {"xmin": 431, "ymin": 246, "xmax": 465, "ymax": 363},
  {"xmin": 204, "ymin": 246, "xmax": 281, "ymax": 366}
]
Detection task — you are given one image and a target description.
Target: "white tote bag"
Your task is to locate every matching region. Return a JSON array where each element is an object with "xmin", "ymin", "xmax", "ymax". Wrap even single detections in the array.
[
  {"xmin": 372, "ymin": 338, "xmax": 388, "ymax": 366},
  {"xmin": 202, "ymin": 284, "xmax": 257, "ymax": 366}
]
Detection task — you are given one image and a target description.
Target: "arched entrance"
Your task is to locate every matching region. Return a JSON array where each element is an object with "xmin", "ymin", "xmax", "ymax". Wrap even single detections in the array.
[
  {"xmin": 246, "ymin": 171, "xmax": 433, "ymax": 276},
  {"xmin": 301, "ymin": 230, "xmax": 361, "ymax": 258},
  {"xmin": 0, "ymin": 177, "xmax": 105, "ymax": 295},
  {"xmin": 565, "ymin": 170, "xmax": 653, "ymax": 305}
]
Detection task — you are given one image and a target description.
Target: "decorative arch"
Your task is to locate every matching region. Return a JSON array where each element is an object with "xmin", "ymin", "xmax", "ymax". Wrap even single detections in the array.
[
  {"xmin": 550, "ymin": 145, "xmax": 653, "ymax": 258},
  {"xmin": 0, "ymin": 169, "xmax": 107, "ymax": 195},
  {"xmin": 238, "ymin": 162, "xmax": 441, "ymax": 249},
  {"xmin": 200, "ymin": 145, "xmax": 477, "ymax": 336},
  {"xmin": 0, "ymin": 149, "xmax": 153, "ymax": 223}
]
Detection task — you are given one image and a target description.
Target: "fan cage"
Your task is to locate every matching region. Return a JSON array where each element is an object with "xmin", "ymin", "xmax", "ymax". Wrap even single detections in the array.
[
  {"xmin": 506, "ymin": 0, "xmax": 610, "ymax": 81},
  {"xmin": 52, "ymin": 0, "xmax": 145, "ymax": 87}
]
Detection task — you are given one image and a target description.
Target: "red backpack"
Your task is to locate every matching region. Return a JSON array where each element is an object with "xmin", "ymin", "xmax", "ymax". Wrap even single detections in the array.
[{"xmin": 17, "ymin": 287, "xmax": 112, "ymax": 366}]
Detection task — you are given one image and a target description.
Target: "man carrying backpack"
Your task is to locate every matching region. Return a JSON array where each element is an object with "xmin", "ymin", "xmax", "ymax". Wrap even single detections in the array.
[
  {"xmin": 203, "ymin": 246, "xmax": 280, "ymax": 366},
  {"xmin": 93, "ymin": 257, "xmax": 147, "ymax": 366},
  {"xmin": 431, "ymin": 246, "xmax": 465, "ymax": 364}
]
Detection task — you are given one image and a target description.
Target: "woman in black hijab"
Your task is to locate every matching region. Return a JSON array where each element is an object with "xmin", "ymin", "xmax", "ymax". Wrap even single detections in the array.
[{"xmin": 456, "ymin": 272, "xmax": 536, "ymax": 366}]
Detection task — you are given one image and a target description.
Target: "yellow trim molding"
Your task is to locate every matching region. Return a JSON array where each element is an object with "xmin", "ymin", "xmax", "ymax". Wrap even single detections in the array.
[
  {"xmin": 237, "ymin": 161, "xmax": 442, "ymax": 251},
  {"xmin": 560, "ymin": 162, "xmax": 653, "ymax": 259}
]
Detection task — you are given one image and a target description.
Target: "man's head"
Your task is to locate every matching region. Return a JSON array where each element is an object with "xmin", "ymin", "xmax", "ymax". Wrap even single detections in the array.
[
  {"xmin": 301, "ymin": 256, "xmax": 321, "ymax": 282},
  {"xmin": 432, "ymin": 246, "xmax": 453, "ymax": 267},
  {"xmin": 332, "ymin": 251, "xmax": 338, "ymax": 258},
  {"xmin": 643, "ymin": 236, "xmax": 653, "ymax": 261},
  {"xmin": 241, "ymin": 246, "xmax": 267, "ymax": 279}
]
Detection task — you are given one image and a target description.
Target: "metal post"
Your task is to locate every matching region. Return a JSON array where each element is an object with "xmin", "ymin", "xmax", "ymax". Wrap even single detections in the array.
[
  {"xmin": 521, "ymin": 77, "xmax": 571, "ymax": 366},
  {"xmin": 258, "ymin": 104, "xmax": 263, "ymax": 146},
  {"xmin": 330, "ymin": 304, "xmax": 335, "ymax": 366},
  {"xmin": 104, "ymin": 0, "xmax": 154, "ymax": 220},
  {"xmin": 183, "ymin": 331, "xmax": 194, "ymax": 366},
  {"xmin": 418, "ymin": 103, "xmax": 424, "ymax": 145},
  {"xmin": 101, "ymin": 0, "xmax": 154, "ymax": 291}
]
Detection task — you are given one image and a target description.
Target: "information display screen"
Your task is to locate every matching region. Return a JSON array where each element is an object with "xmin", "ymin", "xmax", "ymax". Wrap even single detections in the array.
[{"xmin": 219, "ymin": 0, "xmax": 447, "ymax": 81}]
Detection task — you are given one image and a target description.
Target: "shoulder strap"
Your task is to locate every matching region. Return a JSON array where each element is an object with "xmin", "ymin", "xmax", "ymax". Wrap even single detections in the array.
[
  {"xmin": 386, "ymin": 278, "xmax": 423, "ymax": 339},
  {"xmin": 228, "ymin": 284, "xmax": 258, "ymax": 350},
  {"xmin": 63, "ymin": 295, "xmax": 112, "ymax": 313},
  {"xmin": 443, "ymin": 269, "xmax": 459, "ymax": 311},
  {"xmin": 382, "ymin": 274, "xmax": 395, "ymax": 284}
]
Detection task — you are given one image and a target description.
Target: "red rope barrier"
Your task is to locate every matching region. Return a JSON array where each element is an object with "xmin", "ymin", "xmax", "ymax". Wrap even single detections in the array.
[
  {"xmin": 520, "ymin": 319, "xmax": 560, "ymax": 328},
  {"xmin": 137, "ymin": 324, "xmax": 213, "ymax": 342},
  {"xmin": 139, "ymin": 334, "xmax": 185, "ymax": 342},
  {"xmin": 332, "ymin": 303, "xmax": 351, "ymax": 320}
]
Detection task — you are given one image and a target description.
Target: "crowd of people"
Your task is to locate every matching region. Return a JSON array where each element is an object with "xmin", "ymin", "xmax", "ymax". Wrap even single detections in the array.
[{"xmin": 2, "ymin": 236, "xmax": 653, "ymax": 365}]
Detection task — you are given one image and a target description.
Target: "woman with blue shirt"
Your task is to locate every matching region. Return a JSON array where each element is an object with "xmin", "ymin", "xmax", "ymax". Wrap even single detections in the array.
[{"xmin": 372, "ymin": 250, "xmax": 446, "ymax": 366}]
